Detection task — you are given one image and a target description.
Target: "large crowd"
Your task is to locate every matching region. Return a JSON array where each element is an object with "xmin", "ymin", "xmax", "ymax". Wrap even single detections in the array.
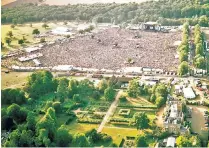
[{"xmin": 2, "ymin": 28, "xmax": 181, "ymax": 71}]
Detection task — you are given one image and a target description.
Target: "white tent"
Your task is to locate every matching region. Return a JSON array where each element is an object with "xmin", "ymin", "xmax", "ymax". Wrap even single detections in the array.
[
  {"xmin": 166, "ymin": 137, "xmax": 176, "ymax": 147},
  {"xmin": 183, "ymin": 87, "xmax": 196, "ymax": 99}
]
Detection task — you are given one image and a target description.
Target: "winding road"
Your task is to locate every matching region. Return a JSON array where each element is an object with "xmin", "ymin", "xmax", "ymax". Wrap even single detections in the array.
[{"xmin": 97, "ymin": 90, "xmax": 123, "ymax": 133}]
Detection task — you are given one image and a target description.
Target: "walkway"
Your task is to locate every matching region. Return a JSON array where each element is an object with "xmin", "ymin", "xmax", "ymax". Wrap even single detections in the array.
[{"xmin": 97, "ymin": 90, "xmax": 123, "ymax": 133}]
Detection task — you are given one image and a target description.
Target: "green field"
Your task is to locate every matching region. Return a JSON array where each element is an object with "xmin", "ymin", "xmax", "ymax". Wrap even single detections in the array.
[
  {"xmin": 1, "ymin": 23, "xmax": 58, "ymax": 53},
  {"xmin": 1, "ymin": 71, "xmax": 32, "ymax": 89}
]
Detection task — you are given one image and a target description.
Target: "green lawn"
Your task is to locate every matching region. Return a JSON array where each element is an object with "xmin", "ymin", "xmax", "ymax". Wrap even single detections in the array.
[
  {"xmin": 1, "ymin": 23, "xmax": 58, "ymax": 53},
  {"xmin": 1, "ymin": 71, "xmax": 32, "ymax": 89}
]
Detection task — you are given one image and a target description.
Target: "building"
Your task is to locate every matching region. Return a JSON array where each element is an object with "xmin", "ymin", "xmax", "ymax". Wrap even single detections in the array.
[
  {"xmin": 163, "ymin": 98, "xmax": 189, "ymax": 134},
  {"xmin": 183, "ymin": 87, "xmax": 196, "ymax": 99},
  {"xmin": 141, "ymin": 22, "xmax": 161, "ymax": 31}
]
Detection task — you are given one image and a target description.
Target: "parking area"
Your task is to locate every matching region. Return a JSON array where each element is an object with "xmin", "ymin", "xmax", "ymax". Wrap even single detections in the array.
[{"xmin": 188, "ymin": 105, "xmax": 208, "ymax": 134}]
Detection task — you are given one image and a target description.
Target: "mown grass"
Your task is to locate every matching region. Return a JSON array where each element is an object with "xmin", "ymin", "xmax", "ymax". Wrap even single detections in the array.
[{"xmin": 1, "ymin": 23, "xmax": 57, "ymax": 53}]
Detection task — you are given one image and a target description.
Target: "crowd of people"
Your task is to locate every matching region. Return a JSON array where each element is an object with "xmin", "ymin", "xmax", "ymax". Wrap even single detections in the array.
[{"xmin": 2, "ymin": 28, "xmax": 181, "ymax": 71}]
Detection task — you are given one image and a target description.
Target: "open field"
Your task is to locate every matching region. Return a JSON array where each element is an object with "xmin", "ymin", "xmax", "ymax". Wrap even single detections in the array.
[
  {"xmin": 1, "ymin": 23, "xmax": 57, "ymax": 53},
  {"xmin": 1, "ymin": 71, "xmax": 32, "ymax": 89}
]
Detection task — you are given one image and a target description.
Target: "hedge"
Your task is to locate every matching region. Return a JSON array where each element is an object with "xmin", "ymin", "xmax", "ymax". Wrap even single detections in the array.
[{"xmin": 118, "ymin": 103, "xmax": 157, "ymax": 109}]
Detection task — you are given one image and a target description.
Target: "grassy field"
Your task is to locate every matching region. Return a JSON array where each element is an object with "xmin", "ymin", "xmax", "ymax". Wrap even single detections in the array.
[
  {"xmin": 1, "ymin": 71, "xmax": 32, "ymax": 89},
  {"xmin": 1, "ymin": 23, "xmax": 58, "ymax": 53}
]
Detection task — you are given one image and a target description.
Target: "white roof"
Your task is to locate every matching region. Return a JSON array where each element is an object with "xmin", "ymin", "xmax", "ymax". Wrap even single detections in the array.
[
  {"xmin": 33, "ymin": 59, "xmax": 41, "ymax": 66},
  {"xmin": 170, "ymin": 104, "xmax": 177, "ymax": 118},
  {"xmin": 18, "ymin": 53, "xmax": 43, "ymax": 62},
  {"xmin": 122, "ymin": 67, "xmax": 142, "ymax": 73},
  {"xmin": 183, "ymin": 87, "xmax": 196, "ymax": 99},
  {"xmin": 25, "ymin": 47, "xmax": 40, "ymax": 53},
  {"xmin": 52, "ymin": 27, "xmax": 72, "ymax": 35},
  {"xmin": 52, "ymin": 65, "xmax": 73, "ymax": 71},
  {"xmin": 166, "ymin": 137, "xmax": 176, "ymax": 147}
]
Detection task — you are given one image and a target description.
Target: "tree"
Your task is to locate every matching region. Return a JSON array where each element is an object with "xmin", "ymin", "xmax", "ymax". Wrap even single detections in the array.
[
  {"xmin": 26, "ymin": 111, "xmax": 36, "ymax": 131},
  {"xmin": 1, "ymin": 115, "xmax": 15, "ymax": 131},
  {"xmin": 195, "ymin": 43, "xmax": 204, "ymax": 56},
  {"xmin": 199, "ymin": 15, "xmax": 209, "ymax": 27},
  {"xmin": 133, "ymin": 112, "xmax": 149, "ymax": 130},
  {"xmin": 6, "ymin": 31, "xmax": 13, "ymax": 38},
  {"xmin": 1, "ymin": 42, "xmax": 4, "ymax": 48},
  {"xmin": 40, "ymin": 38, "xmax": 45, "ymax": 43},
  {"xmin": 127, "ymin": 79, "xmax": 140, "ymax": 98},
  {"xmin": 24, "ymin": 71, "xmax": 56, "ymax": 99},
  {"xmin": 11, "ymin": 24, "xmax": 15, "ymax": 29},
  {"xmin": 36, "ymin": 107, "xmax": 57, "ymax": 147},
  {"xmin": 97, "ymin": 79, "xmax": 108, "ymax": 93},
  {"xmin": 57, "ymin": 78, "xmax": 69, "ymax": 102},
  {"xmin": 195, "ymin": 56, "xmax": 206, "ymax": 69},
  {"xmin": 7, "ymin": 104, "xmax": 27, "ymax": 123},
  {"xmin": 56, "ymin": 125, "xmax": 73, "ymax": 147},
  {"xmin": 135, "ymin": 135, "xmax": 148, "ymax": 147},
  {"xmin": 73, "ymin": 94, "xmax": 81, "ymax": 103},
  {"xmin": 104, "ymin": 87, "xmax": 115, "ymax": 101},
  {"xmin": 18, "ymin": 39, "xmax": 24, "ymax": 45},
  {"xmin": 178, "ymin": 61, "xmax": 189, "ymax": 76},
  {"xmin": 1, "ymin": 88, "xmax": 27, "ymax": 105},
  {"xmin": 72, "ymin": 133, "xmax": 89, "ymax": 147},
  {"xmin": 42, "ymin": 23, "xmax": 49, "ymax": 29},
  {"xmin": 85, "ymin": 129, "xmax": 101, "ymax": 143},
  {"xmin": 32, "ymin": 29, "xmax": 40, "ymax": 35},
  {"xmin": 92, "ymin": 90, "xmax": 100, "ymax": 100},
  {"xmin": 5, "ymin": 37, "xmax": 12, "ymax": 45},
  {"xmin": 155, "ymin": 96, "xmax": 165, "ymax": 108},
  {"xmin": 179, "ymin": 51, "xmax": 188, "ymax": 62},
  {"xmin": 176, "ymin": 135, "xmax": 199, "ymax": 147}
]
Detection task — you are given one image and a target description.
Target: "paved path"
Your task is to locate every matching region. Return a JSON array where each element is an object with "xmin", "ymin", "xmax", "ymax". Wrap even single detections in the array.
[{"xmin": 97, "ymin": 90, "xmax": 123, "ymax": 133}]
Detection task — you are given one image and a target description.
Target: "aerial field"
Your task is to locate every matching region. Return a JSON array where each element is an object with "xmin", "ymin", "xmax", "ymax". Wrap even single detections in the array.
[{"xmin": 1, "ymin": 23, "xmax": 58, "ymax": 53}]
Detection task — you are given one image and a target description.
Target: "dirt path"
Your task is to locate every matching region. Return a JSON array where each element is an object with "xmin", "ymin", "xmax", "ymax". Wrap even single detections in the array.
[
  {"xmin": 97, "ymin": 90, "xmax": 123, "ymax": 133},
  {"xmin": 155, "ymin": 106, "xmax": 166, "ymax": 127}
]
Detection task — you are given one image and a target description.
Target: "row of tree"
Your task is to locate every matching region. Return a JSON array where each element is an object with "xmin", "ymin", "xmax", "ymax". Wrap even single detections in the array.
[
  {"xmin": 193, "ymin": 24, "xmax": 207, "ymax": 69},
  {"xmin": 178, "ymin": 23, "xmax": 190, "ymax": 76},
  {"xmin": 2, "ymin": 1, "xmax": 209, "ymax": 26}
]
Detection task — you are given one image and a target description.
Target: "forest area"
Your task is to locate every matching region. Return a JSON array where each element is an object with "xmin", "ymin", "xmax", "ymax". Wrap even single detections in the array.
[{"xmin": 1, "ymin": 0, "xmax": 209, "ymax": 26}]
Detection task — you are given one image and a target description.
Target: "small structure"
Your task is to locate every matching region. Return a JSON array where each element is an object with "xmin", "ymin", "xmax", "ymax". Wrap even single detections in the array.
[
  {"xmin": 174, "ymin": 85, "xmax": 183, "ymax": 95},
  {"xmin": 141, "ymin": 22, "xmax": 161, "ymax": 31},
  {"xmin": 52, "ymin": 65, "xmax": 73, "ymax": 71},
  {"xmin": 51, "ymin": 27, "xmax": 72, "ymax": 35},
  {"xmin": 18, "ymin": 53, "xmax": 43, "ymax": 62},
  {"xmin": 33, "ymin": 59, "xmax": 42, "ymax": 67},
  {"xmin": 25, "ymin": 47, "xmax": 41, "ymax": 53},
  {"xmin": 166, "ymin": 137, "xmax": 176, "ymax": 147},
  {"xmin": 121, "ymin": 67, "xmax": 142, "ymax": 75},
  {"xmin": 183, "ymin": 87, "xmax": 196, "ymax": 99}
]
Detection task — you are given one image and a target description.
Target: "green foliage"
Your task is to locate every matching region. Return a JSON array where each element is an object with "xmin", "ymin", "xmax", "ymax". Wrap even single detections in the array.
[
  {"xmin": 194, "ymin": 55, "xmax": 206, "ymax": 69},
  {"xmin": 18, "ymin": 39, "xmax": 24, "ymax": 45},
  {"xmin": 104, "ymin": 87, "xmax": 115, "ymax": 101},
  {"xmin": 42, "ymin": 23, "xmax": 49, "ymax": 29},
  {"xmin": 36, "ymin": 107, "xmax": 57, "ymax": 147},
  {"xmin": 5, "ymin": 37, "xmax": 12, "ymax": 45},
  {"xmin": 179, "ymin": 50, "xmax": 188, "ymax": 62},
  {"xmin": 119, "ymin": 95, "xmax": 127, "ymax": 102},
  {"xmin": 178, "ymin": 61, "xmax": 189, "ymax": 76},
  {"xmin": 11, "ymin": 24, "xmax": 15, "ymax": 29},
  {"xmin": 1, "ymin": 88, "xmax": 27, "ymax": 105},
  {"xmin": 57, "ymin": 78, "xmax": 69, "ymax": 102},
  {"xmin": 56, "ymin": 125, "xmax": 73, "ymax": 147},
  {"xmin": 97, "ymin": 79, "xmax": 108, "ymax": 93},
  {"xmin": 6, "ymin": 31, "xmax": 13, "ymax": 38},
  {"xmin": 32, "ymin": 28, "xmax": 40, "ymax": 35},
  {"xmin": 1, "ymin": 1, "xmax": 209, "ymax": 27},
  {"xmin": 135, "ymin": 135, "xmax": 148, "ymax": 147},
  {"xmin": 72, "ymin": 133, "xmax": 90, "ymax": 147},
  {"xmin": 25, "ymin": 71, "xmax": 57, "ymax": 99},
  {"xmin": 7, "ymin": 104, "xmax": 28, "ymax": 124},
  {"xmin": 127, "ymin": 79, "xmax": 139, "ymax": 98},
  {"xmin": 26, "ymin": 111, "xmax": 36, "ymax": 131},
  {"xmin": 73, "ymin": 94, "xmax": 81, "ymax": 103},
  {"xmin": 133, "ymin": 112, "xmax": 149, "ymax": 130},
  {"xmin": 176, "ymin": 135, "xmax": 201, "ymax": 147},
  {"xmin": 40, "ymin": 38, "xmax": 45, "ymax": 43},
  {"xmin": 196, "ymin": 43, "xmax": 204, "ymax": 55}
]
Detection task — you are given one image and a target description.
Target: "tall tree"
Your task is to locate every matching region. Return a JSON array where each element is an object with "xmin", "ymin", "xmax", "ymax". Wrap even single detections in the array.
[
  {"xmin": 57, "ymin": 78, "xmax": 69, "ymax": 102},
  {"xmin": 133, "ymin": 112, "xmax": 149, "ymax": 130}
]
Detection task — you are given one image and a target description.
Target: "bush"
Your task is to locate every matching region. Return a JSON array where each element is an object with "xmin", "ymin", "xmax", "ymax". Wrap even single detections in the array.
[{"xmin": 119, "ymin": 95, "xmax": 127, "ymax": 102}]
